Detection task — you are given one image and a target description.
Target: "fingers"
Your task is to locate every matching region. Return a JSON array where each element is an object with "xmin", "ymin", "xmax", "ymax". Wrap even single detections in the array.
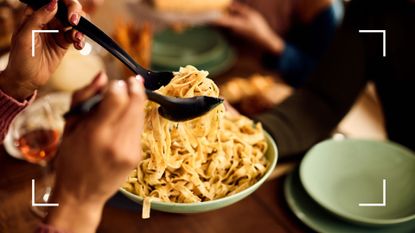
[
  {"xmin": 213, "ymin": 14, "xmax": 239, "ymax": 28},
  {"xmin": 65, "ymin": 72, "xmax": 108, "ymax": 131},
  {"xmin": 117, "ymin": 76, "xmax": 146, "ymax": 160},
  {"xmin": 229, "ymin": 2, "xmax": 253, "ymax": 16},
  {"xmin": 62, "ymin": 0, "xmax": 83, "ymax": 26},
  {"xmin": 57, "ymin": 0, "xmax": 85, "ymax": 50},
  {"xmin": 124, "ymin": 76, "xmax": 147, "ymax": 127},
  {"xmin": 18, "ymin": 0, "xmax": 58, "ymax": 40},
  {"xmin": 63, "ymin": 29, "xmax": 85, "ymax": 50},
  {"xmin": 71, "ymin": 72, "xmax": 108, "ymax": 107},
  {"xmin": 94, "ymin": 80, "xmax": 130, "ymax": 124},
  {"xmin": 213, "ymin": 2, "xmax": 252, "ymax": 29}
]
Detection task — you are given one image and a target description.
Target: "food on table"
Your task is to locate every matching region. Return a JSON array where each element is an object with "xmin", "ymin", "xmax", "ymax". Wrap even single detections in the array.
[
  {"xmin": 113, "ymin": 20, "xmax": 153, "ymax": 76},
  {"xmin": 150, "ymin": 0, "xmax": 231, "ymax": 13},
  {"xmin": 221, "ymin": 74, "xmax": 276, "ymax": 104},
  {"xmin": 123, "ymin": 65, "xmax": 269, "ymax": 218},
  {"xmin": 220, "ymin": 74, "xmax": 293, "ymax": 115}
]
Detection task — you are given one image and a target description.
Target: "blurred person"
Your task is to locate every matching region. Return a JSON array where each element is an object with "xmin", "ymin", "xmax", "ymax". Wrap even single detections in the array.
[
  {"xmin": 215, "ymin": 0, "xmax": 338, "ymax": 87},
  {"xmin": 243, "ymin": 0, "xmax": 415, "ymax": 157}
]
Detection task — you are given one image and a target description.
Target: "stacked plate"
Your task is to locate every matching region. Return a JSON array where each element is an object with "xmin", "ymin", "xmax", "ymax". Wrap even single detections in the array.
[
  {"xmin": 285, "ymin": 139, "xmax": 415, "ymax": 233},
  {"xmin": 151, "ymin": 27, "xmax": 235, "ymax": 77}
]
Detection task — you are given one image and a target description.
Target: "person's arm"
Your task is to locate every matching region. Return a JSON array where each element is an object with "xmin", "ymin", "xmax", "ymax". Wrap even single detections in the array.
[
  {"xmin": 37, "ymin": 73, "xmax": 146, "ymax": 233},
  {"xmin": 255, "ymin": 0, "xmax": 369, "ymax": 158},
  {"xmin": 0, "ymin": 0, "xmax": 85, "ymax": 142},
  {"xmin": 0, "ymin": 74, "xmax": 36, "ymax": 142},
  {"xmin": 262, "ymin": 6, "xmax": 337, "ymax": 87},
  {"xmin": 214, "ymin": 2, "xmax": 285, "ymax": 54}
]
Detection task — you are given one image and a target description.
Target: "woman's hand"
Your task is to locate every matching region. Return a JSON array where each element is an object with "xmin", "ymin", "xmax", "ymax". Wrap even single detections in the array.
[
  {"xmin": 46, "ymin": 73, "xmax": 147, "ymax": 232},
  {"xmin": 0, "ymin": 0, "xmax": 85, "ymax": 101},
  {"xmin": 214, "ymin": 2, "xmax": 284, "ymax": 54}
]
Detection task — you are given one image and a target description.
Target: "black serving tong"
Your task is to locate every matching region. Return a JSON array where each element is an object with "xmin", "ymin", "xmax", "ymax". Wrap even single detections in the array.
[{"xmin": 20, "ymin": 0, "xmax": 223, "ymax": 122}]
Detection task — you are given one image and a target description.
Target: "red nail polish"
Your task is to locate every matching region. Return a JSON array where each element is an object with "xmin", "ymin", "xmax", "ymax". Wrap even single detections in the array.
[
  {"xmin": 46, "ymin": 0, "xmax": 57, "ymax": 11},
  {"xmin": 75, "ymin": 32, "xmax": 82, "ymax": 42},
  {"xmin": 70, "ymin": 14, "xmax": 80, "ymax": 25}
]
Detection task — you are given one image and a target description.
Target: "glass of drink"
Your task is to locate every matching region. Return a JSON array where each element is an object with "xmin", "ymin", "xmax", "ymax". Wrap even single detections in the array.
[{"xmin": 12, "ymin": 98, "xmax": 64, "ymax": 217}]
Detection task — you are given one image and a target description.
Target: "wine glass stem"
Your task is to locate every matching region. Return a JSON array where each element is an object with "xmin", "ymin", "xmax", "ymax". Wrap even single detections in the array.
[{"xmin": 40, "ymin": 162, "xmax": 53, "ymax": 202}]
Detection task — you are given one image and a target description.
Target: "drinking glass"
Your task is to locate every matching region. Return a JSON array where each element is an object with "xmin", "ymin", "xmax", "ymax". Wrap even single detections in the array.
[{"xmin": 12, "ymin": 98, "xmax": 64, "ymax": 217}]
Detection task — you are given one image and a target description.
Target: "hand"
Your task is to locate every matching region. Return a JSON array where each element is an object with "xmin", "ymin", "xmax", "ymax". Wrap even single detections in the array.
[
  {"xmin": 0, "ymin": 0, "xmax": 85, "ymax": 101},
  {"xmin": 80, "ymin": 0, "xmax": 104, "ymax": 14},
  {"xmin": 46, "ymin": 73, "xmax": 147, "ymax": 232},
  {"xmin": 214, "ymin": 2, "xmax": 284, "ymax": 54}
]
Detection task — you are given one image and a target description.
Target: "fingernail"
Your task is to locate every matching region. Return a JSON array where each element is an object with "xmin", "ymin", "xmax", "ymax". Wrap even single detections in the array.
[
  {"xmin": 92, "ymin": 71, "xmax": 104, "ymax": 84},
  {"xmin": 128, "ymin": 77, "xmax": 140, "ymax": 93},
  {"xmin": 115, "ymin": 80, "xmax": 126, "ymax": 89},
  {"xmin": 46, "ymin": 0, "xmax": 57, "ymax": 12},
  {"xmin": 109, "ymin": 80, "xmax": 126, "ymax": 93},
  {"xmin": 70, "ymin": 13, "xmax": 80, "ymax": 25},
  {"xmin": 75, "ymin": 32, "xmax": 83, "ymax": 42},
  {"xmin": 135, "ymin": 75, "xmax": 144, "ymax": 84},
  {"xmin": 77, "ymin": 40, "xmax": 85, "ymax": 49}
]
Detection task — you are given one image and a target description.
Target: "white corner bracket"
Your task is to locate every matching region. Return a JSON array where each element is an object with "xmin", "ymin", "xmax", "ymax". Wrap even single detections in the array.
[
  {"xmin": 358, "ymin": 179, "xmax": 386, "ymax": 207},
  {"xmin": 31, "ymin": 30, "xmax": 59, "ymax": 57},
  {"xmin": 358, "ymin": 30, "xmax": 386, "ymax": 57},
  {"xmin": 32, "ymin": 179, "xmax": 59, "ymax": 207}
]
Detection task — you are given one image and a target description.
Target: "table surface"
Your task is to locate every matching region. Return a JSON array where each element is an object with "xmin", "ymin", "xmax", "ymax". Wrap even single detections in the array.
[
  {"xmin": 0, "ymin": 36, "xmax": 311, "ymax": 233},
  {"xmin": 0, "ymin": 27, "xmax": 385, "ymax": 233},
  {"xmin": 0, "ymin": 147, "xmax": 310, "ymax": 233},
  {"xmin": 0, "ymin": 2, "xmax": 386, "ymax": 232}
]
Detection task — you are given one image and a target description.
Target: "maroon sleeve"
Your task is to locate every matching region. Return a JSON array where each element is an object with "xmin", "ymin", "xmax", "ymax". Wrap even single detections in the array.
[{"xmin": 0, "ymin": 88, "xmax": 36, "ymax": 143}]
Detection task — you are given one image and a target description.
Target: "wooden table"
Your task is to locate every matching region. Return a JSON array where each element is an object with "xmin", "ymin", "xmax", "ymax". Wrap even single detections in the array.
[
  {"xmin": 0, "ymin": 147, "xmax": 308, "ymax": 233},
  {"xmin": 0, "ymin": 1, "xmax": 387, "ymax": 231}
]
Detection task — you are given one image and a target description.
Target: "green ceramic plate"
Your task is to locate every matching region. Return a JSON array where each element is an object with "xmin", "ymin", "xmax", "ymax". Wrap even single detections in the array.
[
  {"xmin": 151, "ymin": 27, "xmax": 235, "ymax": 77},
  {"xmin": 284, "ymin": 170, "xmax": 415, "ymax": 233},
  {"xmin": 300, "ymin": 139, "xmax": 415, "ymax": 226},
  {"xmin": 152, "ymin": 45, "xmax": 235, "ymax": 77},
  {"xmin": 120, "ymin": 131, "xmax": 278, "ymax": 214},
  {"xmin": 152, "ymin": 27, "xmax": 225, "ymax": 65}
]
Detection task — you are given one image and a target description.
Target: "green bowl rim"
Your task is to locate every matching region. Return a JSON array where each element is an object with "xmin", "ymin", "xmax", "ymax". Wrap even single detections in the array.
[
  {"xmin": 152, "ymin": 27, "xmax": 227, "ymax": 66},
  {"xmin": 151, "ymin": 46, "xmax": 236, "ymax": 78},
  {"xmin": 299, "ymin": 138, "xmax": 415, "ymax": 226},
  {"xmin": 119, "ymin": 130, "xmax": 278, "ymax": 208}
]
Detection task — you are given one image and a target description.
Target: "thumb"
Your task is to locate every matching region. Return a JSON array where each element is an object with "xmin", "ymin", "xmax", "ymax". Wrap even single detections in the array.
[
  {"xmin": 64, "ymin": 72, "xmax": 108, "ymax": 132},
  {"xmin": 71, "ymin": 72, "xmax": 109, "ymax": 107},
  {"xmin": 22, "ymin": 0, "xmax": 58, "ymax": 33}
]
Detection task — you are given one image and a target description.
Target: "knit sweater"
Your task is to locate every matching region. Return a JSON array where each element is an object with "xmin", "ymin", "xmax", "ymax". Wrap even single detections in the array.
[{"xmin": 0, "ymin": 88, "xmax": 36, "ymax": 142}]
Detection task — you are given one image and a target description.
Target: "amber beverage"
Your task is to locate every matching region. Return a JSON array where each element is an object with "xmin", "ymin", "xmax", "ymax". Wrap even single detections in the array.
[{"xmin": 16, "ymin": 128, "xmax": 60, "ymax": 164}]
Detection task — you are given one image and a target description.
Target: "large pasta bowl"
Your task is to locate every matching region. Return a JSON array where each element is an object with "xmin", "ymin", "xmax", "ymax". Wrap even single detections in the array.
[{"xmin": 120, "ymin": 131, "xmax": 278, "ymax": 214}]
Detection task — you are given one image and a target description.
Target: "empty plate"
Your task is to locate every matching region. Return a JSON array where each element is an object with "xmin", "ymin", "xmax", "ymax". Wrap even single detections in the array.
[
  {"xmin": 285, "ymin": 170, "xmax": 415, "ymax": 233},
  {"xmin": 300, "ymin": 139, "xmax": 415, "ymax": 226}
]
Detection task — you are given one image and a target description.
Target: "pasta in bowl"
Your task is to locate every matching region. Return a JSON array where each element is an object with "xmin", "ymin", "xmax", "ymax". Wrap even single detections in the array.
[{"xmin": 120, "ymin": 66, "xmax": 278, "ymax": 217}]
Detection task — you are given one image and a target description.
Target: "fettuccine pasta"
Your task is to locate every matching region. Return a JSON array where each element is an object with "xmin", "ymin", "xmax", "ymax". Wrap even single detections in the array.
[{"xmin": 123, "ymin": 66, "xmax": 268, "ymax": 218}]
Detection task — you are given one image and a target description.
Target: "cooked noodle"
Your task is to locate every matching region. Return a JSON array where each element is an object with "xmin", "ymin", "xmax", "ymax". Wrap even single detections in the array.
[{"xmin": 123, "ymin": 66, "xmax": 268, "ymax": 218}]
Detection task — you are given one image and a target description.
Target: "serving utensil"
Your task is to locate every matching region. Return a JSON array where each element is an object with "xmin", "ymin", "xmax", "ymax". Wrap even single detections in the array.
[
  {"xmin": 63, "ymin": 91, "xmax": 223, "ymax": 122},
  {"xmin": 20, "ymin": 0, "xmax": 224, "ymax": 121}
]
